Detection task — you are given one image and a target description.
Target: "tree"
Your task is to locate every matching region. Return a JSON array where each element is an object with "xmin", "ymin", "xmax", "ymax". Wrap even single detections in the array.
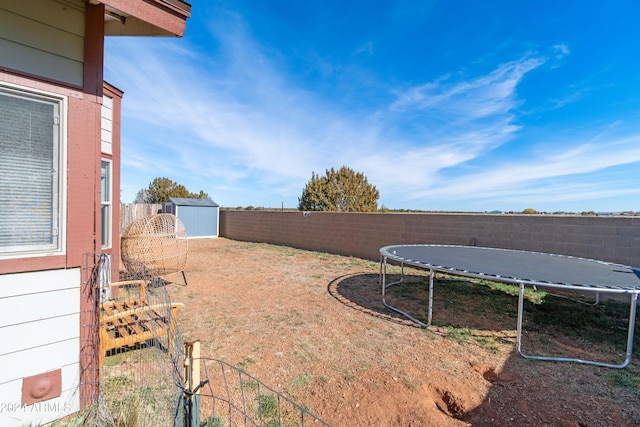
[
  {"xmin": 134, "ymin": 177, "xmax": 209, "ymax": 204},
  {"xmin": 298, "ymin": 166, "xmax": 379, "ymax": 212}
]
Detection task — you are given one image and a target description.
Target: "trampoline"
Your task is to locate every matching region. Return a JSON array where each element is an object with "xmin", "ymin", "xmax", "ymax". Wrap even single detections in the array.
[{"xmin": 379, "ymin": 244, "xmax": 640, "ymax": 368}]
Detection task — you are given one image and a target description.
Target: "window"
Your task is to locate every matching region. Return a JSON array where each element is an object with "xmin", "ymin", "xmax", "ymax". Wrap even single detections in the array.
[
  {"xmin": 0, "ymin": 84, "xmax": 66, "ymax": 256},
  {"xmin": 101, "ymin": 159, "xmax": 112, "ymax": 249}
]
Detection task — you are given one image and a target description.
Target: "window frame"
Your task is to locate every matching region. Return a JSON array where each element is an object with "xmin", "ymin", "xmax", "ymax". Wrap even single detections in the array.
[{"xmin": 0, "ymin": 82, "xmax": 67, "ymax": 259}]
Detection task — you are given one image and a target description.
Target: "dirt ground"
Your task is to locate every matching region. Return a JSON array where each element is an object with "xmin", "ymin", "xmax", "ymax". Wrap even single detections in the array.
[{"xmin": 166, "ymin": 238, "xmax": 639, "ymax": 427}]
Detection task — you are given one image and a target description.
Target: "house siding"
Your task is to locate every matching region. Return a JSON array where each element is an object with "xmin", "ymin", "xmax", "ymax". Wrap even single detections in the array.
[
  {"xmin": 0, "ymin": 3, "xmax": 102, "ymax": 423},
  {"xmin": 0, "ymin": 0, "xmax": 85, "ymax": 87},
  {"xmin": 101, "ymin": 95, "xmax": 113, "ymax": 154},
  {"xmin": 0, "ymin": 268, "xmax": 81, "ymax": 426}
]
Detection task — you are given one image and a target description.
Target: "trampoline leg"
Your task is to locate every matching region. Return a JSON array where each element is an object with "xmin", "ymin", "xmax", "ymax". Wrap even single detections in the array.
[
  {"xmin": 517, "ymin": 285, "xmax": 638, "ymax": 369},
  {"xmin": 428, "ymin": 269, "xmax": 434, "ymax": 326},
  {"xmin": 381, "ymin": 257, "xmax": 427, "ymax": 327},
  {"xmin": 516, "ymin": 282, "xmax": 526, "ymax": 358},
  {"xmin": 380, "ymin": 255, "xmax": 386, "ymax": 298},
  {"xmin": 622, "ymin": 293, "xmax": 638, "ymax": 367}
]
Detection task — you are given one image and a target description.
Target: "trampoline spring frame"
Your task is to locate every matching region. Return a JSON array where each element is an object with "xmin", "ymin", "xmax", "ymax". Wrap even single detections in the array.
[{"xmin": 380, "ymin": 251, "xmax": 640, "ymax": 369}]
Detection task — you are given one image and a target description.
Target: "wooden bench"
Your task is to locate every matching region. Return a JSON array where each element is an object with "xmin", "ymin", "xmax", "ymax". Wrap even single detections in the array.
[{"xmin": 99, "ymin": 280, "xmax": 183, "ymax": 367}]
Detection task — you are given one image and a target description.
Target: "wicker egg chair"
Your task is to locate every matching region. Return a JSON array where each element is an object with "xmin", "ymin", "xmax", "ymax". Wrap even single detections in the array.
[{"xmin": 121, "ymin": 213, "xmax": 188, "ymax": 280}]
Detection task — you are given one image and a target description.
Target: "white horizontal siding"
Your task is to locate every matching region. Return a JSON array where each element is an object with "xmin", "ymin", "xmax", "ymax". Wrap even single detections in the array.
[
  {"xmin": 0, "ymin": 287, "xmax": 79, "ymax": 327},
  {"xmin": 101, "ymin": 95, "xmax": 113, "ymax": 154},
  {"xmin": 0, "ymin": 338, "xmax": 79, "ymax": 385},
  {"xmin": 102, "ymin": 96, "xmax": 113, "ymax": 120},
  {"xmin": 0, "ymin": 268, "xmax": 81, "ymax": 426},
  {"xmin": 0, "ymin": 268, "xmax": 79, "ymax": 297},
  {"xmin": 0, "ymin": 0, "xmax": 84, "ymax": 86},
  {"xmin": 0, "ymin": 312, "xmax": 79, "ymax": 356}
]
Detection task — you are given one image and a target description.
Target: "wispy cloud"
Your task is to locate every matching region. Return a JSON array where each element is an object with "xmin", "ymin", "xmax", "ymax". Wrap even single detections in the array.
[
  {"xmin": 367, "ymin": 56, "xmax": 545, "ymax": 192},
  {"xmin": 105, "ymin": 17, "xmax": 639, "ymax": 211},
  {"xmin": 352, "ymin": 41, "xmax": 374, "ymax": 56},
  {"xmin": 391, "ymin": 57, "xmax": 544, "ymax": 116},
  {"xmin": 403, "ymin": 132, "xmax": 640, "ymax": 208},
  {"xmin": 552, "ymin": 43, "xmax": 570, "ymax": 59}
]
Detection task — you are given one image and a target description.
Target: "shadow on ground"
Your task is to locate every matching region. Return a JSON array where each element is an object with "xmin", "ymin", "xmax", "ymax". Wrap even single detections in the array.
[
  {"xmin": 328, "ymin": 272, "xmax": 523, "ymax": 333},
  {"xmin": 327, "ymin": 272, "xmax": 420, "ymax": 327},
  {"xmin": 328, "ymin": 271, "xmax": 640, "ymax": 426}
]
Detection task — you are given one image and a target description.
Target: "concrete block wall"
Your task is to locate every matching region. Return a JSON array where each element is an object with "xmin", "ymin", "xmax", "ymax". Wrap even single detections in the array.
[{"xmin": 219, "ymin": 211, "xmax": 640, "ymax": 267}]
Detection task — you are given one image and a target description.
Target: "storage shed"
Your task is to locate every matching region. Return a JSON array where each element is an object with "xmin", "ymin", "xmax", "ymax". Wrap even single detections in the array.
[{"xmin": 163, "ymin": 198, "xmax": 220, "ymax": 238}]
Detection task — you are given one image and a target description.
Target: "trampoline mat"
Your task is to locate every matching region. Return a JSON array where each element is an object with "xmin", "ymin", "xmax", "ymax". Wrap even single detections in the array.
[{"xmin": 381, "ymin": 245, "xmax": 640, "ymax": 291}]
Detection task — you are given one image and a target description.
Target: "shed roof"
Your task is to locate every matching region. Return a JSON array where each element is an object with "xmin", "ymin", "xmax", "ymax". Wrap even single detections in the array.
[{"xmin": 165, "ymin": 198, "xmax": 220, "ymax": 207}]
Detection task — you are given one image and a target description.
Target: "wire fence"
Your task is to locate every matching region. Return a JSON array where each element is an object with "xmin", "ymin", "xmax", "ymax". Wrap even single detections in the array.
[
  {"xmin": 99, "ymin": 275, "xmax": 185, "ymax": 425},
  {"xmin": 81, "ymin": 254, "xmax": 330, "ymax": 426},
  {"xmin": 186, "ymin": 355, "xmax": 331, "ymax": 427}
]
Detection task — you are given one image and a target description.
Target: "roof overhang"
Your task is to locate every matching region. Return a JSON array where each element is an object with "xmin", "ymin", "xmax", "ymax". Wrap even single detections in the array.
[{"xmin": 93, "ymin": 0, "xmax": 191, "ymax": 37}]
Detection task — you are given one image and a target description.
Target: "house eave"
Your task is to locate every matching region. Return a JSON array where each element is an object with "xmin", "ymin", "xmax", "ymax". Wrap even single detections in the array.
[{"xmin": 94, "ymin": 0, "xmax": 191, "ymax": 37}]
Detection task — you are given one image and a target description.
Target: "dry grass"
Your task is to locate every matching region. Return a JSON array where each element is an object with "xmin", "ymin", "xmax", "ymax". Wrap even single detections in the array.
[{"xmin": 138, "ymin": 238, "xmax": 640, "ymax": 426}]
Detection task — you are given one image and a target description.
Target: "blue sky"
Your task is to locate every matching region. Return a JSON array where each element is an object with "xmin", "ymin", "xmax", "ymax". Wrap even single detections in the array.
[{"xmin": 105, "ymin": 1, "xmax": 640, "ymax": 212}]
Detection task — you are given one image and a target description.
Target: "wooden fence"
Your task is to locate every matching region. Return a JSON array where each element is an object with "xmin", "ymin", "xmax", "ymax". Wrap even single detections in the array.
[{"xmin": 120, "ymin": 204, "xmax": 162, "ymax": 234}]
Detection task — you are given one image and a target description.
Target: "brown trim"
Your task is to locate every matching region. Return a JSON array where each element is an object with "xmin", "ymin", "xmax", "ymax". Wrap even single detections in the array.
[
  {"xmin": 84, "ymin": 3, "xmax": 105, "ymax": 98},
  {"xmin": 0, "ymin": 67, "xmax": 84, "ymax": 92},
  {"xmin": 155, "ymin": 0, "xmax": 192, "ymax": 16},
  {"xmin": 103, "ymin": 81, "xmax": 124, "ymax": 98},
  {"xmin": 104, "ymin": 0, "xmax": 191, "ymax": 18},
  {"xmin": 0, "ymin": 256, "xmax": 67, "ymax": 275},
  {"xmin": 78, "ymin": 3, "xmax": 107, "ymax": 408},
  {"xmin": 0, "ymin": 73, "xmax": 83, "ymax": 275},
  {"xmin": 101, "ymin": 0, "xmax": 190, "ymax": 37},
  {"xmin": 0, "ymin": 70, "xmax": 84, "ymax": 96}
]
